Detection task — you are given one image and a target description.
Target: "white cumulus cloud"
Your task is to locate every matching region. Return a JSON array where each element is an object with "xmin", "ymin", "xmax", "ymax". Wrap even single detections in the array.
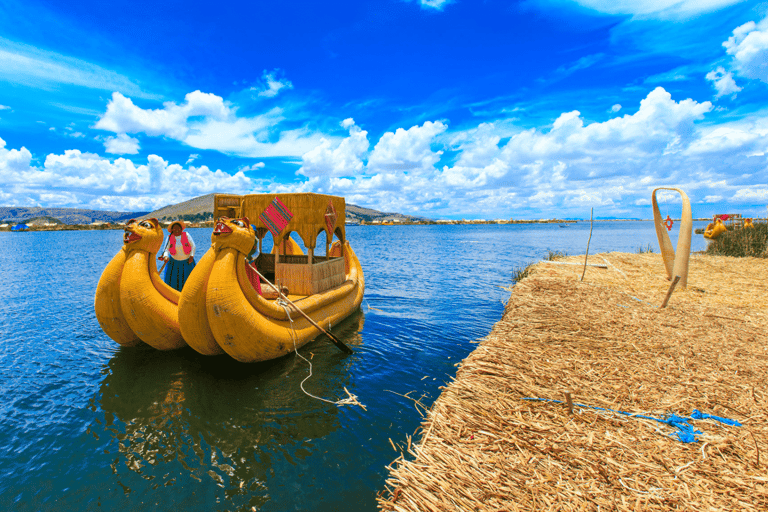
[
  {"xmin": 278, "ymin": 87, "xmax": 768, "ymax": 219},
  {"xmin": 6, "ymin": 86, "xmax": 768, "ymax": 220},
  {"xmin": 95, "ymin": 91, "xmax": 230, "ymax": 139},
  {"xmin": 299, "ymin": 119, "xmax": 370, "ymax": 178},
  {"xmin": 723, "ymin": 17, "xmax": 768, "ymax": 83},
  {"xmin": 0, "ymin": 136, "xmax": 33, "ymax": 172},
  {"xmin": 95, "ymin": 90, "xmax": 326, "ymax": 158},
  {"xmin": 368, "ymin": 121, "xmax": 447, "ymax": 173},
  {"xmin": 239, "ymin": 162, "xmax": 266, "ymax": 172},
  {"xmin": 0, "ymin": 137, "xmax": 252, "ymax": 211},
  {"xmin": 252, "ymin": 69, "xmax": 294, "ymax": 98},
  {"xmin": 104, "ymin": 133, "xmax": 140, "ymax": 154},
  {"xmin": 706, "ymin": 66, "xmax": 742, "ymax": 98}
]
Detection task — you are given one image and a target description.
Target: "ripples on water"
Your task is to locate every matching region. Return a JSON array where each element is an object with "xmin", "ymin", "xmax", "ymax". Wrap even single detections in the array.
[{"xmin": 0, "ymin": 222, "xmax": 708, "ymax": 510}]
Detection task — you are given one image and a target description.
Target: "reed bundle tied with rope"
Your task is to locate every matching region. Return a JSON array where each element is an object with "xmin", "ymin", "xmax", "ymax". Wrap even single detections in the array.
[{"xmin": 378, "ymin": 252, "xmax": 768, "ymax": 511}]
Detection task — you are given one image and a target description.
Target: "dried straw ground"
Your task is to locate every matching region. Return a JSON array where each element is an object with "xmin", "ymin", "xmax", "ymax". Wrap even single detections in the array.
[{"xmin": 378, "ymin": 252, "xmax": 768, "ymax": 511}]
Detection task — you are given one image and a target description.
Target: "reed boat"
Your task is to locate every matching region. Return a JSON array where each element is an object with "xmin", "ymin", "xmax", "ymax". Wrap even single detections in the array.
[
  {"xmin": 703, "ymin": 218, "xmax": 727, "ymax": 240},
  {"xmin": 95, "ymin": 193, "xmax": 364, "ymax": 362}
]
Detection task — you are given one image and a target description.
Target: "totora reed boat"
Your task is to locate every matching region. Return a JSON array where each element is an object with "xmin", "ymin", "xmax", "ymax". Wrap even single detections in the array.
[{"xmin": 94, "ymin": 193, "xmax": 365, "ymax": 362}]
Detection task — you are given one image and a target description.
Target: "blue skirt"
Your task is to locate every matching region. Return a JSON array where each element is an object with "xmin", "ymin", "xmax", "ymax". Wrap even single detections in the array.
[{"xmin": 164, "ymin": 257, "xmax": 196, "ymax": 291}]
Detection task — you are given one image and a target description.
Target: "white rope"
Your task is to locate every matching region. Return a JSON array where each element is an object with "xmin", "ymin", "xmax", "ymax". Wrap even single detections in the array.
[
  {"xmin": 364, "ymin": 298, "xmax": 383, "ymax": 312},
  {"xmin": 278, "ymin": 299, "xmax": 366, "ymax": 410}
]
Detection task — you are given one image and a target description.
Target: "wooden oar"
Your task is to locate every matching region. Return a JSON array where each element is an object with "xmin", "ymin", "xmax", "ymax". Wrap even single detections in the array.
[
  {"xmin": 157, "ymin": 237, "xmax": 172, "ymax": 274},
  {"xmin": 249, "ymin": 264, "xmax": 353, "ymax": 354}
]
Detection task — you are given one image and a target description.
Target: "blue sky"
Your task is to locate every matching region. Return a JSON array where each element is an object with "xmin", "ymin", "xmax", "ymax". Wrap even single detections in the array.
[{"xmin": 1, "ymin": 0, "xmax": 767, "ymax": 219}]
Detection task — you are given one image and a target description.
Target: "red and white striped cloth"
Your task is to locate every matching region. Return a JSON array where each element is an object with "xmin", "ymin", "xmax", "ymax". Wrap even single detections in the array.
[{"xmin": 259, "ymin": 197, "xmax": 293, "ymax": 238}]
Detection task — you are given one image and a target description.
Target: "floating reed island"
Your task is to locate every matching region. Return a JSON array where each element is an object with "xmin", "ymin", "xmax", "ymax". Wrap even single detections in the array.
[{"xmin": 378, "ymin": 252, "xmax": 768, "ymax": 511}]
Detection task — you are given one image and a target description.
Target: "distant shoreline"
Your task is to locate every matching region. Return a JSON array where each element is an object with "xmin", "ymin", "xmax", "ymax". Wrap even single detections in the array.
[
  {"xmin": 1, "ymin": 217, "xmax": 723, "ymax": 232},
  {"xmin": 349, "ymin": 218, "xmax": 715, "ymax": 226}
]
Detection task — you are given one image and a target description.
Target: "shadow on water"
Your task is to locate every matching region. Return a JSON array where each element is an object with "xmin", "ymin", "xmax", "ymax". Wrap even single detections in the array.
[{"xmin": 93, "ymin": 311, "xmax": 365, "ymax": 511}]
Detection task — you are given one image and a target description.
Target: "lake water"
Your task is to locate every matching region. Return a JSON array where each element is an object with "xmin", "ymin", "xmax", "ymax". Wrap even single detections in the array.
[{"xmin": 0, "ymin": 221, "xmax": 709, "ymax": 511}]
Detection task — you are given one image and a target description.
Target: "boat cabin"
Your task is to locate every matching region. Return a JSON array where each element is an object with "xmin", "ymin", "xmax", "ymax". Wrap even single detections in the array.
[
  {"xmin": 213, "ymin": 193, "xmax": 347, "ymax": 296},
  {"xmin": 712, "ymin": 213, "xmax": 745, "ymax": 230}
]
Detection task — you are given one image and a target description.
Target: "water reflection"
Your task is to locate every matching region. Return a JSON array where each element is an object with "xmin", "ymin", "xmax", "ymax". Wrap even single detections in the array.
[
  {"xmin": 96, "ymin": 310, "xmax": 365, "ymax": 509},
  {"xmin": 5, "ymin": 223, "xmax": 714, "ymax": 511}
]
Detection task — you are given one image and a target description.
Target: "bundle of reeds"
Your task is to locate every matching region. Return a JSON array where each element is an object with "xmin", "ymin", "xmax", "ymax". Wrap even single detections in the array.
[
  {"xmin": 706, "ymin": 222, "xmax": 768, "ymax": 258},
  {"xmin": 379, "ymin": 252, "xmax": 768, "ymax": 511}
]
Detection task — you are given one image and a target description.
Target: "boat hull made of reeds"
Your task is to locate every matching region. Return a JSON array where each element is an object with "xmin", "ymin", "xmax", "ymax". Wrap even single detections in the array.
[{"xmin": 192, "ymin": 241, "xmax": 363, "ymax": 362}]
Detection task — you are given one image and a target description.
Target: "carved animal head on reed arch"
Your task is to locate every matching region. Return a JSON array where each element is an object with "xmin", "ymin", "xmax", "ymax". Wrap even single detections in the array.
[
  {"xmin": 212, "ymin": 217, "xmax": 255, "ymax": 254},
  {"xmin": 123, "ymin": 218, "xmax": 163, "ymax": 254}
]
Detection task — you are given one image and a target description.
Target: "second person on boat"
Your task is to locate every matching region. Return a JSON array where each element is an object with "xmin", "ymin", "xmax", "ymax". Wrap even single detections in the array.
[{"xmin": 160, "ymin": 220, "xmax": 196, "ymax": 291}]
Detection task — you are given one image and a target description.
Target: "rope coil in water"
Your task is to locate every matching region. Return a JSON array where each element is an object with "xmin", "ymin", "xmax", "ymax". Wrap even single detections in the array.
[
  {"xmin": 279, "ymin": 299, "xmax": 366, "ymax": 410},
  {"xmin": 522, "ymin": 397, "xmax": 741, "ymax": 443}
]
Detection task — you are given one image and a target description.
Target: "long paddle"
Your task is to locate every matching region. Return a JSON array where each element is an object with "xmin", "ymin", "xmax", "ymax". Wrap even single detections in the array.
[
  {"xmin": 158, "ymin": 241, "xmax": 171, "ymax": 275},
  {"xmin": 157, "ymin": 234, "xmax": 173, "ymax": 275},
  {"xmin": 249, "ymin": 264, "xmax": 353, "ymax": 354}
]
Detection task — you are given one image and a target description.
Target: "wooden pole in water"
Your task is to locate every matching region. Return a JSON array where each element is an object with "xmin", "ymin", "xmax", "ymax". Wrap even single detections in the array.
[
  {"xmin": 581, "ymin": 208, "xmax": 594, "ymax": 282},
  {"xmin": 250, "ymin": 265, "xmax": 353, "ymax": 354}
]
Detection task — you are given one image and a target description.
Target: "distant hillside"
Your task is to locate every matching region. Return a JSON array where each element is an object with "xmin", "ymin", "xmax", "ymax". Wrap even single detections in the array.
[
  {"xmin": 140, "ymin": 194, "xmax": 217, "ymax": 221},
  {"xmin": 346, "ymin": 204, "xmax": 428, "ymax": 223},
  {"xmin": 0, "ymin": 194, "xmax": 426, "ymax": 227},
  {"xmin": 143, "ymin": 193, "xmax": 428, "ymax": 224},
  {"xmin": 0, "ymin": 206, "xmax": 146, "ymax": 225},
  {"xmin": 26, "ymin": 216, "xmax": 64, "ymax": 226}
]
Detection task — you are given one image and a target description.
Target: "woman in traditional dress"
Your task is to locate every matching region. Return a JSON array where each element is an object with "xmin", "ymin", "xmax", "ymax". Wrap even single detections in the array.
[{"xmin": 159, "ymin": 220, "xmax": 196, "ymax": 291}]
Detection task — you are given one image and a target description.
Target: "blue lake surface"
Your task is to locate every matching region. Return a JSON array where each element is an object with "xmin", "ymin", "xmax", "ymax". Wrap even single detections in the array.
[{"xmin": 0, "ymin": 221, "xmax": 709, "ymax": 511}]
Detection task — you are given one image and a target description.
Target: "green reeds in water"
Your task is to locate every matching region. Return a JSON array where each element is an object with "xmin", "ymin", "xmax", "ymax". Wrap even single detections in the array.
[
  {"xmin": 636, "ymin": 243, "xmax": 654, "ymax": 254},
  {"xmin": 511, "ymin": 264, "xmax": 534, "ymax": 284},
  {"xmin": 512, "ymin": 250, "xmax": 567, "ymax": 284},
  {"xmin": 545, "ymin": 250, "xmax": 567, "ymax": 261},
  {"xmin": 705, "ymin": 222, "xmax": 768, "ymax": 258}
]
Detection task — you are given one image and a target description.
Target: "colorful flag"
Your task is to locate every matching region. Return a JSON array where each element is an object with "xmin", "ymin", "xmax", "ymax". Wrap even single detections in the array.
[{"xmin": 259, "ymin": 197, "xmax": 293, "ymax": 238}]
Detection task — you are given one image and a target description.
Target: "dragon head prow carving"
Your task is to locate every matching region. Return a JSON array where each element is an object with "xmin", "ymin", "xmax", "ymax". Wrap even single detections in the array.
[
  {"xmin": 123, "ymin": 218, "xmax": 163, "ymax": 254},
  {"xmin": 212, "ymin": 217, "xmax": 255, "ymax": 254}
]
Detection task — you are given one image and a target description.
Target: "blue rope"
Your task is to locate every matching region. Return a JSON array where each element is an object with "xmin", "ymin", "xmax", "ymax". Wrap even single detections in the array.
[
  {"xmin": 522, "ymin": 398, "xmax": 741, "ymax": 443},
  {"xmin": 690, "ymin": 409, "xmax": 741, "ymax": 426}
]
